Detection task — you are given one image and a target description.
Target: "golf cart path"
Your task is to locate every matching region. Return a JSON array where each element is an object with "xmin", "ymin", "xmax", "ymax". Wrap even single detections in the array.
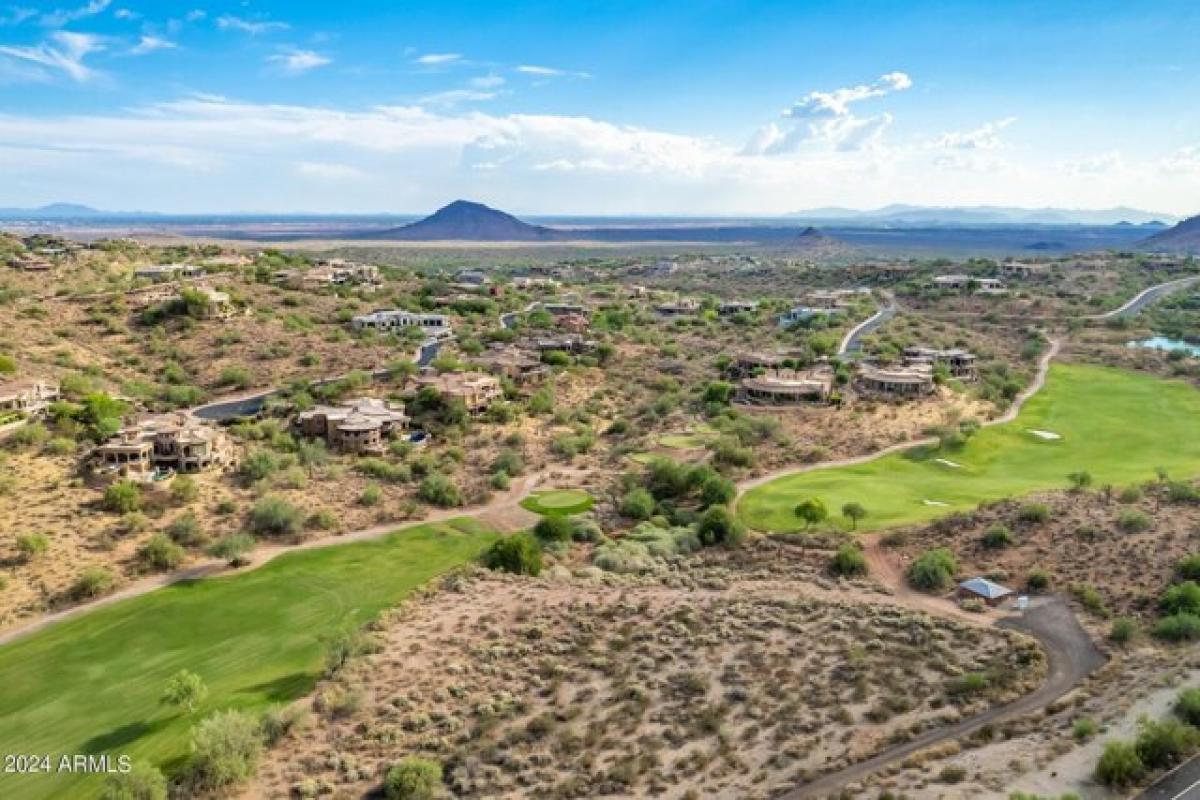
[
  {"xmin": 0, "ymin": 469, "xmax": 559, "ymax": 647},
  {"xmin": 736, "ymin": 336, "xmax": 1061, "ymax": 496},
  {"xmin": 837, "ymin": 292, "xmax": 897, "ymax": 355},
  {"xmin": 779, "ymin": 593, "xmax": 1106, "ymax": 799}
]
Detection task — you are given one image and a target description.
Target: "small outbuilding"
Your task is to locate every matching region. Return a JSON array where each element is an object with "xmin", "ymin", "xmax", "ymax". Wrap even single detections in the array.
[{"xmin": 957, "ymin": 577, "xmax": 1014, "ymax": 607}]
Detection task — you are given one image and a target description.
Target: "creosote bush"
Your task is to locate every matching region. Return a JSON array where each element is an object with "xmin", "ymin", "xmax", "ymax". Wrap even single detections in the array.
[
  {"xmin": 483, "ymin": 534, "xmax": 542, "ymax": 576},
  {"xmin": 907, "ymin": 547, "xmax": 957, "ymax": 592}
]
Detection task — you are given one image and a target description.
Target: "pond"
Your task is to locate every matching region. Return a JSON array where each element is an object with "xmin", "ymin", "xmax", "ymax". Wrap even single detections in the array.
[{"xmin": 1128, "ymin": 335, "xmax": 1200, "ymax": 357}]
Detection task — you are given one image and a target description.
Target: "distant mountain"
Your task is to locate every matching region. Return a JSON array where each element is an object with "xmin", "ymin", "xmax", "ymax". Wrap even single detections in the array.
[
  {"xmin": 1140, "ymin": 214, "xmax": 1200, "ymax": 252},
  {"xmin": 0, "ymin": 202, "xmax": 110, "ymax": 219},
  {"xmin": 785, "ymin": 204, "xmax": 1177, "ymax": 226},
  {"xmin": 376, "ymin": 200, "xmax": 565, "ymax": 241}
]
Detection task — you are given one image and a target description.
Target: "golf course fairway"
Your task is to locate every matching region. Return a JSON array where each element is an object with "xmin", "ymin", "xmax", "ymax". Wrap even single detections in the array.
[
  {"xmin": 0, "ymin": 518, "xmax": 497, "ymax": 800},
  {"xmin": 738, "ymin": 364, "xmax": 1200, "ymax": 533}
]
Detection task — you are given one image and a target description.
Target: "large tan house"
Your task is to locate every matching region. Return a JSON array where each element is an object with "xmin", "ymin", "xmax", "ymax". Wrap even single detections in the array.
[
  {"xmin": 295, "ymin": 397, "xmax": 409, "ymax": 455},
  {"xmin": 739, "ymin": 368, "xmax": 834, "ymax": 405},
  {"xmin": 903, "ymin": 346, "xmax": 978, "ymax": 379},
  {"xmin": 94, "ymin": 413, "xmax": 234, "ymax": 480},
  {"xmin": 856, "ymin": 363, "xmax": 935, "ymax": 397},
  {"xmin": 0, "ymin": 379, "xmax": 60, "ymax": 417},
  {"xmin": 472, "ymin": 345, "xmax": 549, "ymax": 385},
  {"xmin": 413, "ymin": 371, "xmax": 502, "ymax": 414}
]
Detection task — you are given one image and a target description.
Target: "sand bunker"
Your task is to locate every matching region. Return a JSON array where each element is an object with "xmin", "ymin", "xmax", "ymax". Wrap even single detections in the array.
[
  {"xmin": 934, "ymin": 458, "xmax": 963, "ymax": 468},
  {"xmin": 1027, "ymin": 429, "xmax": 1062, "ymax": 440},
  {"xmin": 922, "ymin": 499, "xmax": 950, "ymax": 507}
]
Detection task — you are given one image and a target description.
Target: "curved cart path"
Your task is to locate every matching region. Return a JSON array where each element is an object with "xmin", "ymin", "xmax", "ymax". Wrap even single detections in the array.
[
  {"xmin": 1087, "ymin": 274, "xmax": 1200, "ymax": 320},
  {"xmin": 837, "ymin": 293, "xmax": 897, "ymax": 355}
]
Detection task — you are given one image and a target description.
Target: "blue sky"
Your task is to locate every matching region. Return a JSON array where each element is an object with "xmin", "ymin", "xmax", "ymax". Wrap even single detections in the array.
[{"xmin": 0, "ymin": 0, "xmax": 1198, "ymax": 215}]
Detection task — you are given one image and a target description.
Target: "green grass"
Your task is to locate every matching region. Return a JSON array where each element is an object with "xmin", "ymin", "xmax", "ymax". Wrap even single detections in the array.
[
  {"xmin": 519, "ymin": 489, "xmax": 595, "ymax": 516},
  {"xmin": 657, "ymin": 433, "xmax": 710, "ymax": 449},
  {"xmin": 0, "ymin": 518, "xmax": 497, "ymax": 800},
  {"xmin": 739, "ymin": 364, "xmax": 1200, "ymax": 533},
  {"xmin": 627, "ymin": 452, "xmax": 657, "ymax": 465}
]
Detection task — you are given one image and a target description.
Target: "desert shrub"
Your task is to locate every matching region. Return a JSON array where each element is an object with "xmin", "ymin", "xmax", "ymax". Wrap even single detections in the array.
[
  {"xmin": 937, "ymin": 765, "xmax": 967, "ymax": 784},
  {"xmin": 1134, "ymin": 716, "xmax": 1200, "ymax": 769},
  {"xmin": 592, "ymin": 523, "xmax": 700, "ymax": 573},
  {"xmin": 1027, "ymin": 569, "xmax": 1051, "ymax": 591},
  {"xmin": 1154, "ymin": 613, "xmax": 1200, "ymax": 642},
  {"xmin": 534, "ymin": 515, "xmax": 573, "ymax": 544},
  {"xmin": 946, "ymin": 672, "xmax": 989, "ymax": 697},
  {"xmin": 1118, "ymin": 485, "xmax": 1142, "ymax": 504},
  {"xmin": 1162, "ymin": 581, "xmax": 1200, "ymax": 615},
  {"xmin": 170, "ymin": 475, "xmax": 199, "ymax": 504},
  {"xmin": 981, "ymin": 525, "xmax": 1013, "ymax": 549},
  {"xmin": 166, "ymin": 512, "xmax": 204, "ymax": 546},
  {"xmin": 359, "ymin": 484, "xmax": 383, "ymax": 507},
  {"xmin": 908, "ymin": 548, "xmax": 957, "ymax": 592},
  {"xmin": 483, "ymin": 534, "xmax": 542, "ymax": 576},
  {"xmin": 569, "ymin": 517, "xmax": 603, "ymax": 542},
  {"xmin": 490, "ymin": 471, "xmax": 511, "ymax": 490},
  {"xmin": 182, "ymin": 710, "xmax": 264, "ymax": 792},
  {"xmin": 103, "ymin": 480, "xmax": 141, "ymax": 513},
  {"xmin": 1073, "ymin": 717, "xmax": 1098, "ymax": 741},
  {"xmin": 1177, "ymin": 554, "xmax": 1200, "ymax": 581},
  {"xmin": 247, "ymin": 496, "xmax": 302, "ymax": 538},
  {"xmin": 1167, "ymin": 482, "xmax": 1200, "ymax": 503},
  {"xmin": 1176, "ymin": 688, "xmax": 1200, "ymax": 726},
  {"xmin": 306, "ymin": 508, "xmax": 338, "ymax": 531},
  {"xmin": 1074, "ymin": 583, "xmax": 1109, "ymax": 616},
  {"xmin": 238, "ymin": 449, "xmax": 280, "ymax": 483},
  {"xmin": 1017, "ymin": 503, "xmax": 1050, "ymax": 524},
  {"xmin": 260, "ymin": 705, "xmax": 307, "ymax": 745},
  {"xmin": 830, "ymin": 543, "xmax": 867, "ymax": 577},
  {"xmin": 1095, "ymin": 740, "xmax": 1143, "ymax": 787},
  {"xmin": 384, "ymin": 757, "xmax": 443, "ymax": 800},
  {"xmin": 15, "ymin": 532, "xmax": 49, "ymax": 560},
  {"xmin": 961, "ymin": 597, "xmax": 986, "ymax": 613},
  {"xmin": 1110, "ymin": 616, "xmax": 1138, "ymax": 644},
  {"xmin": 138, "ymin": 534, "xmax": 186, "ymax": 571},
  {"xmin": 619, "ymin": 488, "xmax": 655, "ymax": 520},
  {"xmin": 1117, "ymin": 509, "xmax": 1151, "ymax": 534},
  {"xmin": 696, "ymin": 506, "xmax": 745, "ymax": 548},
  {"xmin": 208, "ymin": 533, "xmax": 256, "ymax": 566},
  {"xmin": 492, "ymin": 450, "xmax": 525, "ymax": 477},
  {"xmin": 72, "ymin": 566, "xmax": 116, "ymax": 599},
  {"xmin": 100, "ymin": 762, "xmax": 167, "ymax": 800},
  {"xmin": 699, "ymin": 475, "xmax": 737, "ymax": 507},
  {"xmin": 417, "ymin": 473, "xmax": 461, "ymax": 507},
  {"xmin": 357, "ymin": 458, "xmax": 411, "ymax": 484}
]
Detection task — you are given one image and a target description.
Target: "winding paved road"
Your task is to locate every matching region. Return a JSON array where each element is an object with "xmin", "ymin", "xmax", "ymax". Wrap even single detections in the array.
[
  {"xmin": 1088, "ymin": 275, "xmax": 1200, "ymax": 321},
  {"xmin": 780, "ymin": 598, "xmax": 1105, "ymax": 799},
  {"xmin": 837, "ymin": 294, "xmax": 897, "ymax": 356}
]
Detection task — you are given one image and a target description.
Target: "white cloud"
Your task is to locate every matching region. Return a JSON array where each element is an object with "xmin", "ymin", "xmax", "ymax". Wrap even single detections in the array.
[
  {"xmin": 38, "ymin": 0, "xmax": 110, "ymax": 27},
  {"xmin": 185, "ymin": 10, "xmax": 206, "ymax": 23},
  {"xmin": 267, "ymin": 49, "xmax": 331, "ymax": 75},
  {"xmin": 419, "ymin": 89, "xmax": 498, "ymax": 106},
  {"xmin": 130, "ymin": 35, "xmax": 175, "ymax": 55},
  {"xmin": 1062, "ymin": 150, "xmax": 1124, "ymax": 176},
  {"xmin": 113, "ymin": 8, "xmax": 138, "ymax": 21},
  {"xmin": 933, "ymin": 117, "xmax": 1016, "ymax": 151},
  {"xmin": 1161, "ymin": 145, "xmax": 1200, "ymax": 174},
  {"xmin": 0, "ymin": 30, "xmax": 104, "ymax": 82},
  {"xmin": 746, "ymin": 71, "xmax": 912, "ymax": 155},
  {"xmin": 0, "ymin": 95, "xmax": 1193, "ymax": 215},
  {"xmin": 216, "ymin": 14, "xmax": 287, "ymax": 34},
  {"xmin": 0, "ymin": 8, "xmax": 38, "ymax": 26},
  {"xmin": 414, "ymin": 52, "xmax": 460, "ymax": 65},
  {"xmin": 470, "ymin": 74, "xmax": 505, "ymax": 89},
  {"xmin": 515, "ymin": 64, "xmax": 590, "ymax": 79},
  {"xmin": 297, "ymin": 161, "xmax": 364, "ymax": 180}
]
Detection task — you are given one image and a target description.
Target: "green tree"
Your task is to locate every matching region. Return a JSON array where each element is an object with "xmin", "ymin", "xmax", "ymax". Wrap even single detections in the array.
[
  {"xmin": 793, "ymin": 498, "xmax": 828, "ymax": 530},
  {"xmin": 696, "ymin": 506, "xmax": 745, "ymax": 548},
  {"xmin": 840, "ymin": 502, "xmax": 867, "ymax": 530},
  {"xmin": 103, "ymin": 480, "xmax": 142, "ymax": 514},
  {"xmin": 830, "ymin": 543, "xmax": 868, "ymax": 577},
  {"xmin": 907, "ymin": 548, "xmax": 958, "ymax": 592},
  {"xmin": 100, "ymin": 762, "xmax": 168, "ymax": 800},
  {"xmin": 483, "ymin": 534, "xmax": 542, "ymax": 576},
  {"xmin": 1094, "ymin": 740, "xmax": 1143, "ymax": 787},
  {"xmin": 384, "ymin": 757, "xmax": 444, "ymax": 800},
  {"xmin": 183, "ymin": 710, "xmax": 264, "ymax": 792},
  {"xmin": 161, "ymin": 669, "xmax": 208, "ymax": 714},
  {"xmin": 533, "ymin": 515, "xmax": 572, "ymax": 544},
  {"xmin": 699, "ymin": 475, "xmax": 737, "ymax": 507}
]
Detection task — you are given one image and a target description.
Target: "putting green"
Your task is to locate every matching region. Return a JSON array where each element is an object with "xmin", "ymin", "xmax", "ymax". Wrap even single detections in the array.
[
  {"xmin": 520, "ymin": 489, "xmax": 595, "ymax": 516},
  {"xmin": 739, "ymin": 364, "xmax": 1200, "ymax": 533},
  {"xmin": 0, "ymin": 519, "xmax": 496, "ymax": 800}
]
